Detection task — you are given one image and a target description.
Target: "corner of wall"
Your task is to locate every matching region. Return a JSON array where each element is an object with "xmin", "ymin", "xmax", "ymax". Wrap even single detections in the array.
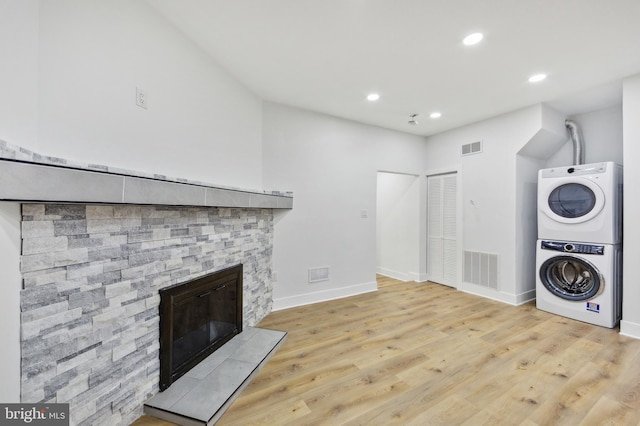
[
  {"xmin": 459, "ymin": 282, "xmax": 535, "ymax": 306},
  {"xmin": 272, "ymin": 280, "xmax": 377, "ymax": 311},
  {"xmin": 621, "ymin": 72, "xmax": 640, "ymax": 335},
  {"xmin": 0, "ymin": 202, "xmax": 22, "ymax": 402},
  {"xmin": 620, "ymin": 320, "xmax": 640, "ymax": 340},
  {"xmin": 517, "ymin": 104, "xmax": 567, "ymax": 160}
]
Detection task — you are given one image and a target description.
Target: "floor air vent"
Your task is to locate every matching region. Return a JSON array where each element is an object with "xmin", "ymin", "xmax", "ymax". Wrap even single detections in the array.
[
  {"xmin": 463, "ymin": 251, "xmax": 498, "ymax": 289},
  {"xmin": 461, "ymin": 141, "xmax": 482, "ymax": 156}
]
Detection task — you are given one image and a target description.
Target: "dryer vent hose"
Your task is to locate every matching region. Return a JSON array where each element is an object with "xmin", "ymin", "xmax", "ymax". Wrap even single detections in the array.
[{"xmin": 565, "ymin": 119, "xmax": 584, "ymax": 166}]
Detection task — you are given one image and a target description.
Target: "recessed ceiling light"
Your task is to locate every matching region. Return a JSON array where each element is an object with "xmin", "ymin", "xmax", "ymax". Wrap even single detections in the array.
[
  {"xmin": 430, "ymin": 112, "xmax": 442, "ymax": 119},
  {"xmin": 367, "ymin": 93, "xmax": 380, "ymax": 101},
  {"xmin": 463, "ymin": 32, "xmax": 483, "ymax": 46},
  {"xmin": 528, "ymin": 73, "xmax": 547, "ymax": 83}
]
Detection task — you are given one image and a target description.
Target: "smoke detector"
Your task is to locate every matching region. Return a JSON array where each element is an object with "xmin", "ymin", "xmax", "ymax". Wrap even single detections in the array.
[{"xmin": 408, "ymin": 114, "xmax": 419, "ymax": 125}]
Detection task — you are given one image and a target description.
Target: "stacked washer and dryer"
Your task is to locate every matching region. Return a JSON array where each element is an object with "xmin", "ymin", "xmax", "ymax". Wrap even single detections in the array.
[{"xmin": 536, "ymin": 121, "xmax": 623, "ymax": 328}]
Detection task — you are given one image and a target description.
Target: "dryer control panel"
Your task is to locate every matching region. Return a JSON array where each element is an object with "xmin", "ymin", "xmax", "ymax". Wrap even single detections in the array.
[
  {"xmin": 540, "ymin": 240, "xmax": 605, "ymax": 255},
  {"xmin": 540, "ymin": 162, "xmax": 608, "ymax": 178}
]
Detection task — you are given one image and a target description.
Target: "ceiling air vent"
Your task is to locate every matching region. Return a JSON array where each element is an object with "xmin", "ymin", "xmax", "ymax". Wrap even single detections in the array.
[{"xmin": 461, "ymin": 141, "xmax": 482, "ymax": 156}]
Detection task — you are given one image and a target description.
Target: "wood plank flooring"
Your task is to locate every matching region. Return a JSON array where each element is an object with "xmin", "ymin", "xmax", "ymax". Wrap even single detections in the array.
[{"xmin": 134, "ymin": 276, "xmax": 640, "ymax": 425}]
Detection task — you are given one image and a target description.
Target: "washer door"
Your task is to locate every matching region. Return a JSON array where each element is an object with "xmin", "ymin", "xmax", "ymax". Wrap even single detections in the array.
[
  {"xmin": 540, "ymin": 178, "xmax": 605, "ymax": 224},
  {"xmin": 539, "ymin": 255, "xmax": 603, "ymax": 301}
]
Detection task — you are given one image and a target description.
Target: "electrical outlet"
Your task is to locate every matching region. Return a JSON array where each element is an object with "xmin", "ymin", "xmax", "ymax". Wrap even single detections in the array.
[
  {"xmin": 136, "ymin": 87, "xmax": 148, "ymax": 109},
  {"xmin": 360, "ymin": 209, "xmax": 368, "ymax": 218}
]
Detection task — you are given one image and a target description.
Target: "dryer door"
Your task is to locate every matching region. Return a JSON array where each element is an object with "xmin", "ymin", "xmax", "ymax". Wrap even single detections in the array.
[
  {"xmin": 539, "ymin": 255, "xmax": 603, "ymax": 301},
  {"xmin": 540, "ymin": 178, "xmax": 605, "ymax": 224}
]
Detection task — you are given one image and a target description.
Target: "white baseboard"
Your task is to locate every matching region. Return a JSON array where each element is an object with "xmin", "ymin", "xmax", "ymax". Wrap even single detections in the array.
[
  {"xmin": 410, "ymin": 272, "xmax": 428, "ymax": 282},
  {"xmin": 459, "ymin": 282, "xmax": 536, "ymax": 306},
  {"xmin": 376, "ymin": 267, "xmax": 425, "ymax": 283},
  {"xmin": 272, "ymin": 280, "xmax": 378, "ymax": 311},
  {"xmin": 514, "ymin": 289, "xmax": 536, "ymax": 305},
  {"xmin": 619, "ymin": 320, "xmax": 640, "ymax": 340},
  {"xmin": 375, "ymin": 267, "xmax": 410, "ymax": 282}
]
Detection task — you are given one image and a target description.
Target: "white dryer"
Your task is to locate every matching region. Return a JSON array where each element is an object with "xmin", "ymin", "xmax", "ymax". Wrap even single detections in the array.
[
  {"xmin": 537, "ymin": 162, "xmax": 622, "ymax": 244},
  {"xmin": 536, "ymin": 239, "xmax": 621, "ymax": 328}
]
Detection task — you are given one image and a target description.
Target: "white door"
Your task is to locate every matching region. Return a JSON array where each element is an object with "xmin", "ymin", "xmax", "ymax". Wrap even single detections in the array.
[{"xmin": 427, "ymin": 173, "xmax": 458, "ymax": 287}]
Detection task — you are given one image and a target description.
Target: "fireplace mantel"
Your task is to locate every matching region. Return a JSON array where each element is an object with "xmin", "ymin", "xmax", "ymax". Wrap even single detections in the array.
[{"xmin": 0, "ymin": 140, "xmax": 293, "ymax": 209}]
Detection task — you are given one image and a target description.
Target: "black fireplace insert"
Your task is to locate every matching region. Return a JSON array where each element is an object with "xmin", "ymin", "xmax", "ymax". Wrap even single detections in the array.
[{"xmin": 159, "ymin": 264, "xmax": 243, "ymax": 391}]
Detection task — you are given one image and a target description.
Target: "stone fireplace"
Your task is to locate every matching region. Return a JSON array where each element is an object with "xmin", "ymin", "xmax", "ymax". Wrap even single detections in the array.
[
  {"xmin": 20, "ymin": 203, "xmax": 275, "ymax": 424},
  {"xmin": 3, "ymin": 141, "xmax": 293, "ymax": 425}
]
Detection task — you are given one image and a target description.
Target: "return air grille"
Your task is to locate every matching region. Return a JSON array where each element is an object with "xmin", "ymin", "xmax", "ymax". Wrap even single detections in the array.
[
  {"xmin": 461, "ymin": 141, "xmax": 482, "ymax": 156},
  {"xmin": 463, "ymin": 251, "xmax": 498, "ymax": 289},
  {"xmin": 308, "ymin": 266, "xmax": 330, "ymax": 283}
]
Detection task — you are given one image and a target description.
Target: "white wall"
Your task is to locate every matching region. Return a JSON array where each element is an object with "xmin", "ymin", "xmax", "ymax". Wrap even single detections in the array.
[
  {"xmin": 376, "ymin": 172, "xmax": 420, "ymax": 281},
  {"xmin": 0, "ymin": 0, "xmax": 39, "ymax": 146},
  {"xmin": 262, "ymin": 102, "xmax": 427, "ymax": 309},
  {"xmin": 546, "ymin": 105, "xmax": 623, "ymax": 167},
  {"xmin": 515, "ymin": 154, "xmax": 545, "ymax": 295},
  {"xmin": 6, "ymin": 0, "xmax": 263, "ymax": 190},
  {"xmin": 0, "ymin": 203, "xmax": 21, "ymax": 402},
  {"xmin": 424, "ymin": 105, "xmax": 566, "ymax": 304},
  {"xmin": 621, "ymin": 74, "xmax": 640, "ymax": 338},
  {"xmin": 0, "ymin": 1, "xmax": 38, "ymax": 403},
  {"xmin": 0, "ymin": 0, "xmax": 269, "ymax": 405}
]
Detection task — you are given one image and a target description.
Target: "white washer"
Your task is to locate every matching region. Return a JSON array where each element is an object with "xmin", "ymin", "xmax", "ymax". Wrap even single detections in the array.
[
  {"xmin": 536, "ymin": 240, "xmax": 621, "ymax": 328},
  {"xmin": 537, "ymin": 162, "xmax": 622, "ymax": 244}
]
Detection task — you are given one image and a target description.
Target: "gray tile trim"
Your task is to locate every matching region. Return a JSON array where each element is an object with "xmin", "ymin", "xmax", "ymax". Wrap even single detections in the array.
[
  {"xmin": 141, "ymin": 376, "xmax": 200, "ymax": 409},
  {"xmin": 0, "ymin": 159, "xmax": 292, "ymax": 209},
  {"xmin": 143, "ymin": 406, "xmax": 203, "ymax": 426},
  {"xmin": 174, "ymin": 358, "xmax": 256, "ymax": 419},
  {"xmin": 204, "ymin": 188, "xmax": 252, "ymax": 208},
  {"xmin": 123, "ymin": 177, "xmax": 207, "ymax": 206},
  {"xmin": 278, "ymin": 196, "xmax": 294, "ymax": 208},
  {"xmin": 250, "ymin": 193, "xmax": 275, "ymax": 208},
  {"xmin": 231, "ymin": 329, "xmax": 284, "ymax": 364},
  {"xmin": 0, "ymin": 161, "xmax": 123, "ymax": 203}
]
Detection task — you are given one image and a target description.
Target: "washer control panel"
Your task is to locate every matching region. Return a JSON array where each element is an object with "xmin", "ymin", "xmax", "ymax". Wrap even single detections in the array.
[{"xmin": 540, "ymin": 240, "xmax": 605, "ymax": 255}]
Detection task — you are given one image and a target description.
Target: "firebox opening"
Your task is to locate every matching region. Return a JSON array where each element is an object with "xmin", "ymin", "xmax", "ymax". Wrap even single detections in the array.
[{"xmin": 159, "ymin": 264, "xmax": 243, "ymax": 391}]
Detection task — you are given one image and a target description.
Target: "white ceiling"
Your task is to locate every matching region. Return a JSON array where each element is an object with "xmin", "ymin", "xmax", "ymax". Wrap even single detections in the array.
[{"xmin": 147, "ymin": 0, "xmax": 640, "ymax": 136}]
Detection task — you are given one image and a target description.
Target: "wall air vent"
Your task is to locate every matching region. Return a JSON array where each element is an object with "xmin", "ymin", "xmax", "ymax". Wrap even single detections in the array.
[
  {"xmin": 463, "ymin": 251, "xmax": 498, "ymax": 289},
  {"xmin": 308, "ymin": 266, "xmax": 330, "ymax": 283},
  {"xmin": 461, "ymin": 141, "xmax": 482, "ymax": 156}
]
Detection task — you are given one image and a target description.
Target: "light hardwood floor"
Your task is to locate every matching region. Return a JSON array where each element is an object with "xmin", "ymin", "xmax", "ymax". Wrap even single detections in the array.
[{"xmin": 134, "ymin": 276, "xmax": 640, "ymax": 425}]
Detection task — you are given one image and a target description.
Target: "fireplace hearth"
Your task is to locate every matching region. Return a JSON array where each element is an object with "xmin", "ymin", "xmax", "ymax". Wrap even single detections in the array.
[
  {"xmin": 159, "ymin": 264, "xmax": 243, "ymax": 391},
  {"xmin": 144, "ymin": 326, "xmax": 287, "ymax": 425}
]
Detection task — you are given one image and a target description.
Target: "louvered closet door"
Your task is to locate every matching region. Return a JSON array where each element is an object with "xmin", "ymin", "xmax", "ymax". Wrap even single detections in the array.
[{"xmin": 427, "ymin": 173, "xmax": 458, "ymax": 287}]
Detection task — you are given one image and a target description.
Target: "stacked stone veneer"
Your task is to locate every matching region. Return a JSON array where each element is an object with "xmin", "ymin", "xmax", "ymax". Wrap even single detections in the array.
[{"xmin": 20, "ymin": 203, "xmax": 274, "ymax": 425}]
